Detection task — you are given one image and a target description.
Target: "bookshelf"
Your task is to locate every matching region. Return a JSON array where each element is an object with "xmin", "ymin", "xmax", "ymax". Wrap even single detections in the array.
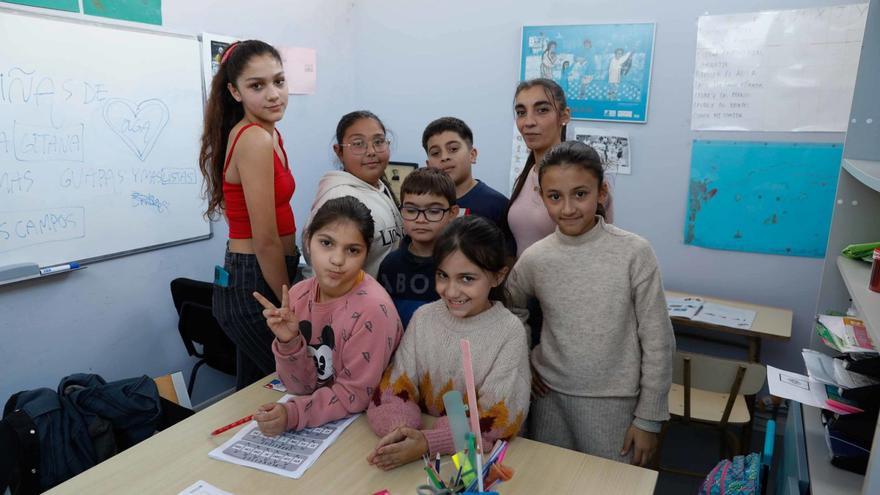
[{"xmin": 811, "ymin": 1, "xmax": 880, "ymax": 494}]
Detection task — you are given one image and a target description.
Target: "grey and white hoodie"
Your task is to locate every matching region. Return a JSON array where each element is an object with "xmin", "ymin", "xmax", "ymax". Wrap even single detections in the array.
[{"xmin": 304, "ymin": 170, "xmax": 403, "ymax": 277}]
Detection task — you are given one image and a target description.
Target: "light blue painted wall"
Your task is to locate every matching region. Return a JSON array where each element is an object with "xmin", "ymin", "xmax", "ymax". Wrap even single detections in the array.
[
  {"xmin": 0, "ymin": 0, "xmax": 357, "ymax": 405},
  {"xmin": 348, "ymin": 0, "xmax": 859, "ymax": 373}
]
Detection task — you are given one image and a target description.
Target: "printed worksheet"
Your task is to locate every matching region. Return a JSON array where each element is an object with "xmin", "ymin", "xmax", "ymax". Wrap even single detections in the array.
[
  {"xmin": 666, "ymin": 296, "xmax": 704, "ymax": 320},
  {"xmin": 692, "ymin": 302, "xmax": 756, "ymax": 330},
  {"xmin": 209, "ymin": 395, "xmax": 358, "ymax": 479}
]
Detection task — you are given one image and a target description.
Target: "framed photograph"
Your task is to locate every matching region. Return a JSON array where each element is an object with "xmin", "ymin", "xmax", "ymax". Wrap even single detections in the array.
[
  {"xmin": 201, "ymin": 32, "xmax": 239, "ymax": 98},
  {"xmin": 520, "ymin": 23, "xmax": 655, "ymax": 123},
  {"xmin": 568, "ymin": 126, "xmax": 631, "ymax": 175},
  {"xmin": 384, "ymin": 162, "xmax": 418, "ymax": 200}
]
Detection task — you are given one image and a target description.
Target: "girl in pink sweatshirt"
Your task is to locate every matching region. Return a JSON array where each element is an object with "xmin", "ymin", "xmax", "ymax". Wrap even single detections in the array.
[{"xmin": 252, "ymin": 196, "xmax": 404, "ymax": 435}]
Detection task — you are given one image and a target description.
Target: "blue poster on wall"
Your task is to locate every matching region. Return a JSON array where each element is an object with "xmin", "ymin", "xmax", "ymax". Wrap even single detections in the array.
[
  {"xmin": 520, "ymin": 23, "xmax": 655, "ymax": 123},
  {"xmin": 684, "ymin": 141, "xmax": 842, "ymax": 258}
]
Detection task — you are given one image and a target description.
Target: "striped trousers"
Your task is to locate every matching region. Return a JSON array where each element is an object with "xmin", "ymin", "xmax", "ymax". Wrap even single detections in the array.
[{"xmin": 213, "ymin": 249, "xmax": 300, "ymax": 390}]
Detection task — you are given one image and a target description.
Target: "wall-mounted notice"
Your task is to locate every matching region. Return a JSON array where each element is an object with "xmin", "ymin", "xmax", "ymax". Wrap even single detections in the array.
[
  {"xmin": 691, "ymin": 4, "xmax": 868, "ymax": 132},
  {"xmin": 568, "ymin": 126, "xmax": 631, "ymax": 175},
  {"xmin": 684, "ymin": 141, "xmax": 841, "ymax": 258},
  {"xmin": 83, "ymin": 0, "xmax": 162, "ymax": 25},
  {"xmin": 509, "ymin": 123, "xmax": 529, "ymax": 194},
  {"xmin": 521, "ymin": 23, "xmax": 655, "ymax": 123},
  {"xmin": 279, "ymin": 47, "xmax": 317, "ymax": 95},
  {"xmin": 0, "ymin": 10, "xmax": 209, "ymax": 269},
  {"xmin": 2, "ymin": 0, "xmax": 79, "ymax": 12},
  {"xmin": 201, "ymin": 33, "xmax": 239, "ymax": 97}
]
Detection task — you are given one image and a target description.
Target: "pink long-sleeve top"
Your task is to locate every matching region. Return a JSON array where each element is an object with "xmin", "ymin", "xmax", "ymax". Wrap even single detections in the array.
[{"xmin": 273, "ymin": 274, "xmax": 404, "ymax": 431}]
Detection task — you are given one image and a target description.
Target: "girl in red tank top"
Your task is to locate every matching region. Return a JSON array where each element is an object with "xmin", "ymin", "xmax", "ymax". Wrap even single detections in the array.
[{"xmin": 198, "ymin": 40, "xmax": 300, "ymax": 389}]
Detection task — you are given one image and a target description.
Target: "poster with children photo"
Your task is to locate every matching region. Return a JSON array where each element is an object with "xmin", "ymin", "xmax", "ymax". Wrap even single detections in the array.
[
  {"xmin": 520, "ymin": 23, "xmax": 655, "ymax": 123},
  {"xmin": 201, "ymin": 33, "xmax": 239, "ymax": 97},
  {"xmin": 570, "ymin": 126, "xmax": 632, "ymax": 175}
]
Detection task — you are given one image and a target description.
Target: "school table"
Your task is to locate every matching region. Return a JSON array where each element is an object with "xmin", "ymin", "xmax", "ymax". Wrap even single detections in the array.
[
  {"xmin": 665, "ymin": 290, "xmax": 793, "ymax": 363},
  {"xmin": 46, "ymin": 376, "xmax": 658, "ymax": 494},
  {"xmin": 666, "ymin": 290, "xmax": 792, "ymax": 453}
]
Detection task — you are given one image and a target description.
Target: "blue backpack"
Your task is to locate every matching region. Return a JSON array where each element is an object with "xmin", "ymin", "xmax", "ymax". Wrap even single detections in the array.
[{"xmin": 700, "ymin": 453, "xmax": 762, "ymax": 495}]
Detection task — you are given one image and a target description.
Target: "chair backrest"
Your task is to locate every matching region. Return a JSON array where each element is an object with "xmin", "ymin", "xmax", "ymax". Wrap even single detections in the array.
[
  {"xmin": 673, "ymin": 351, "xmax": 767, "ymax": 396},
  {"xmin": 170, "ymin": 278, "xmax": 213, "ymax": 314},
  {"xmin": 169, "ymin": 278, "xmax": 231, "ymax": 358},
  {"xmin": 674, "ymin": 351, "xmax": 766, "ymax": 426}
]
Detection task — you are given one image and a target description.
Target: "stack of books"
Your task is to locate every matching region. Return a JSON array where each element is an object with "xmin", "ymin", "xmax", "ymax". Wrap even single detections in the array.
[{"xmin": 767, "ymin": 315, "xmax": 878, "ymax": 474}]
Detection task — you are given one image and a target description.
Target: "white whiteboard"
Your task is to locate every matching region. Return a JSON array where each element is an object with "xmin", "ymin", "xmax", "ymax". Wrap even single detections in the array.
[
  {"xmin": 0, "ymin": 10, "xmax": 210, "ymax": 269},
  {"xmin": 691, "ymin": 4, "xmax": 869, "ymax": 132}
]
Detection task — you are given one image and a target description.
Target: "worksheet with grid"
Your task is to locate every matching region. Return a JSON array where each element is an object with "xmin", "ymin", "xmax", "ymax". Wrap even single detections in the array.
[{"xmin": 208, "ymin": 395, "xmax": 359, "ymax": 479}]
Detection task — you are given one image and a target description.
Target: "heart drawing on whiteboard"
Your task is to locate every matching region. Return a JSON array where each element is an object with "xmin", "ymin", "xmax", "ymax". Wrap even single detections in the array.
[{"xmin": 102, "ymin": 98, "xmax": 170, "ymax": 161}]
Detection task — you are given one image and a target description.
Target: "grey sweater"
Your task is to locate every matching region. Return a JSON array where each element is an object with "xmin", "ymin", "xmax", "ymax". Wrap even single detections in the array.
[{"xmin": 506, "ymin": 217, "xmax": 674, "ymax": 423}]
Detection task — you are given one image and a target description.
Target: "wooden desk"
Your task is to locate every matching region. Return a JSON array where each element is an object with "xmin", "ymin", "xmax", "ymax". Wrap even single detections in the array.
[
  {"xmin": 666, "ymin": 290, "xmax": 793, "ymax": 362},
  {"xmin": 47, "ymin": 378, "xmax": 658, "ymax": 494}
]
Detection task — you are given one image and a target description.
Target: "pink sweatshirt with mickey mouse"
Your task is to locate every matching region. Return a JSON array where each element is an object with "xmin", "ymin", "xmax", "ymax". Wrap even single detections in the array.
[{"xmin": 273, "ymin": 274, "xmax": 404, "ymax": 431}]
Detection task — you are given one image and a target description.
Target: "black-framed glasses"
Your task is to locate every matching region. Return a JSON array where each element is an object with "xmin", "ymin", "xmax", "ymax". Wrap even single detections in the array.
[
  {"xmin": 400, "ymin": 206, "xmax": 451, "ymax": 222},
  {"xmin": 339, "ymin": 137, "xmax": 391, "ymax": 155}
]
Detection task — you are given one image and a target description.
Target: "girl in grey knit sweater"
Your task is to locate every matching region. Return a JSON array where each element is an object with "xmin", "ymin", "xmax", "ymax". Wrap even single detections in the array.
[{"xmin": 506, "ymin": 141, "xmax": 675, "ymax": 467}]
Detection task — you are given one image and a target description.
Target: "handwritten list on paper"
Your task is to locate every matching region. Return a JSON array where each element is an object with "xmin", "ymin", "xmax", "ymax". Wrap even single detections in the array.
[{"xmin": 691, "ymin": 4, "xmax": 868, "ymax": 132}]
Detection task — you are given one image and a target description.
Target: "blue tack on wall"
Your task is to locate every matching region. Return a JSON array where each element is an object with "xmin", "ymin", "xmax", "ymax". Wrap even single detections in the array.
[{"xmin": 684, "ymin": 140, "xmax": 842, "ymax": 258}]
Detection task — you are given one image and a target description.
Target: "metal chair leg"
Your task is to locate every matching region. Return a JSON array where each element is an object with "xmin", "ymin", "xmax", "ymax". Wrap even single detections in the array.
[{"xmin": 188, "ymin": 359, "xmax": 206, "ymax": 396}]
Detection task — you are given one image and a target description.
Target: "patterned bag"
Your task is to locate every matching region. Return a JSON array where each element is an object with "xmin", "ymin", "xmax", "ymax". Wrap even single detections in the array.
[{"xmin": 700, "ymin": 452, "xmax": 762, "ymax": 495}]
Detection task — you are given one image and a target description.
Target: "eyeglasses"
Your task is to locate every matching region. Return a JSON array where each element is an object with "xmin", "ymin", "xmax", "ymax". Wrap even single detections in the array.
[
  {"xmin": 400, "ymin": 206, "xmax": 451, "ymax": 222},
  {"xmin": 339, "ymin": 137, "xmax": 391, "ymax": 155}
]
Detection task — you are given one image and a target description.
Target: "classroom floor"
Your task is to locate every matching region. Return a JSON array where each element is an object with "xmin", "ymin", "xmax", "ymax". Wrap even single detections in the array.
[{"xmin": 654, "ymin": 409, "xmax": 783, "ymax": 495}]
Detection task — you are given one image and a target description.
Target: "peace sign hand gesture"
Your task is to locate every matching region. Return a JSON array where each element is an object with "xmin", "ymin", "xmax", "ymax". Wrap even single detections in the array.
[{"xmin": 253, "ymin": 286, "xmax": 299, "ymax": 344}]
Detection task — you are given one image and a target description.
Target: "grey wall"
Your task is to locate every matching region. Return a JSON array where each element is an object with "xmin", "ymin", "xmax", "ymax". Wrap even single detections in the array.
[
  {"xmin": 0, "ymin": 0, "xmax": 858, "ymax": 406},
  {"xmin": 348, "ymin": 0, "xmax": 858, "ymax": 373}
]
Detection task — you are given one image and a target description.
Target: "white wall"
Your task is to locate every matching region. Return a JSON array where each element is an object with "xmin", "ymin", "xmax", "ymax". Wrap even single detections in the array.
[
  {"xmin": 0, "ymin": 0, "xmax": 356, "ymax": 405},
  {"xmin": 348, "ymin": 0, "xmax": 856, "ymax": 372}
]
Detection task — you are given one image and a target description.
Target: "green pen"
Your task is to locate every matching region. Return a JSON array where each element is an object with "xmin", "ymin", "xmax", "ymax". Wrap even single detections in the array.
[
  {"xmin": 424, "ymin": 466, "xmax": 443, "ymax": 489},
  {"xmin": 466, "ymin": 432, "xmax": 477, "ymax": 480}
]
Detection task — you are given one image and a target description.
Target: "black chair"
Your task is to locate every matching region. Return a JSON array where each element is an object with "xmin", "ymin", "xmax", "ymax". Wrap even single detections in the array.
[{"xmin": 169, "ymin": 278, "xmax": 236, "ymax": 396}]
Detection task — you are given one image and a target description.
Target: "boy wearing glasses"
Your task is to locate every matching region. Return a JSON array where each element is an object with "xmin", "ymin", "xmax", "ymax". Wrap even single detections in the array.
[
  {"xmin": 422, "ymin": 117, "xmax": 512, "ymax": 253},
  {"xmin": 377, "ymin": 168, "xmax": 458, "ymax": 328}
]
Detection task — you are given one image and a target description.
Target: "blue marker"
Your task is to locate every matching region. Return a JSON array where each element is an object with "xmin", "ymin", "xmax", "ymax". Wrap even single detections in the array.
[{"xmin": 40, "ymin": 262, "xmax": 80, "ymax": 275}]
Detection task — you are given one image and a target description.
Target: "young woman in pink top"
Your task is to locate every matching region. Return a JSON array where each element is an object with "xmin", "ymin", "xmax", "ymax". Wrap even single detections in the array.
[
  {"xmin": 252, "ymin": 196, "xmax": 403, "ymax": 435},
  {"xmin": 506, "ymin": 78, "xmax": 614, "ymax": 349},
  {"xmin": 507, "ymin": 78, "xmax": 614, "ymax": 258}
]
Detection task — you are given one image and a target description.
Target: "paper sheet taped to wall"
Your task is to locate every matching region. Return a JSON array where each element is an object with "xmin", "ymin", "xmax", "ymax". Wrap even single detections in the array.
[{"xmin": 691, "ymin": 4, "xmax": 868, "ymax": 132}]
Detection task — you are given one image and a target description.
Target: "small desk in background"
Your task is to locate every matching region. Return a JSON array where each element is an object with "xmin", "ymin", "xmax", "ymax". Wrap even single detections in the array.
[
  {"xmin": 47, "ymin": 376, "xmax": 658, "ymax": 495},
  {"xmin": 666, "ymin": 290, "xmax": 793, "ymax": 453},
  {"xmin": 666, "ymin": 290, "xmax": 793, "ymax": 363}
]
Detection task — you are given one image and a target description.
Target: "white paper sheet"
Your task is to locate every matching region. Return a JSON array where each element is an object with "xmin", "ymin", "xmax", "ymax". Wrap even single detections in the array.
[
  {"xmin": 802, "ymin": 349, "xmax": 838, "ymax": 385},
  {"xmin": 833, "ymin": 359, "xmax": 879, "ymax": 389},
  {"xmin": 178, "ymin": 480, "xmax": 234, "ymax": 495},
  {"xmin": 279, "ymin": 47, "xmax": 317, "ymax": 95},
  {"xmin": 509, "ymin": 123, "xmax": 529, "ymax": 194},
  {"xmin": 692, "ymin": 302, "xmax": 756, "ymax": 330},
  {"xmin": 691, "ymin": 4, "xmax": 868, "ymax": 131},
  {"xmin": 666, "ymin": 296, "xmax": 704, "ymax": 320},
  {"xmin": 209, "ymin": 394, "xmax": 358, "ymax": 479},
  {"xmin": 767, "ymin": 365, "xmax": 828, "ymax": 409}
]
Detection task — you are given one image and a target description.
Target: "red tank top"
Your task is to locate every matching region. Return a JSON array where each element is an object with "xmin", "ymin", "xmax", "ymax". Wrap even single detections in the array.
[{"xmin": 222, "ymin": 123, "xmax": 296, "ymax": 239}]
